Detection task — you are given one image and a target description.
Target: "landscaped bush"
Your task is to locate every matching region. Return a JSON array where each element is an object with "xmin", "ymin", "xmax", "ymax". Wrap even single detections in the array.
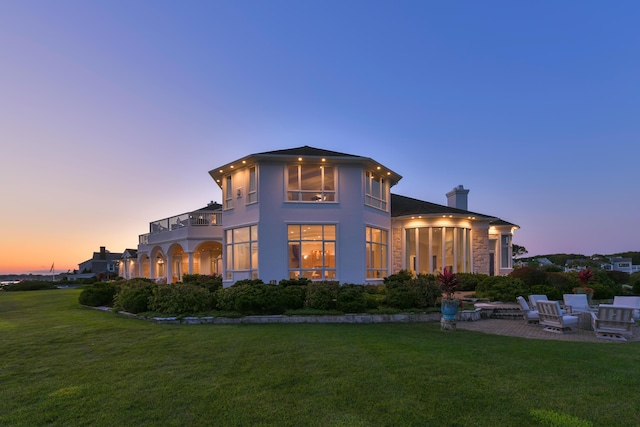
[
  {"xmin": 305, "ymin": 281, "xmax": 340, "ymax": 311},
  {"xmin": 589, "ymin": 283, "xmax": 615, "ymax": 300},
  {"xmin": 630, "ymin": 272, "xmax": 640, "ymax": 294},
  {"xmin": 384, "ymin": 276, "xmax": 440, "ymax": 310},
  {"xmin": 278, "ymin": 278, "xmax": 312, "ymax": 287},
  {"xmin": 509, "ymin": 267, "xmax": 547, "ymax": 288},
  {"xmin": 456, "ymin": 273, "xmax": 488, "ymax": 292},
  {"xmin": 476, "ymin": 276, "xmax": 527, "ymax": 302},
  {"xmin": 181, "ymin": 274, "xmax": 223, "ymax": 292},
  {"xmin": 3, "ymin": 281, "xmax": 58, "ymax": 291},
  {"xmin": 148, "ymin": 283, "xmax": 213, "ymax": 315},
  {"xmin": 215, "ymin": 282, "xmax": 306, "ymax": 315},
  {"xmin": 336, "ymin": 284, "xmax": 367, "ymax": 313},
  {"xmin": 113, "ymin": 280, "xmax": 157, "ymax": 314},
  {"xmin": 605, "ymin": 270, "xmax": 629, "ymax": 285},
  {"xmin": 383, "ymin": 270, "xmax": 413, "ymax": 284},
  {"xmin": 545, "ymin": 272, "xmax": 575, "ymax": 295},
  {"xmin": 78, "ymin": 282, "xmax": 118, "ymax": 307},
  {"xmin": 528, "ymin": 285, "xmax": 562, "ymax": 301}
]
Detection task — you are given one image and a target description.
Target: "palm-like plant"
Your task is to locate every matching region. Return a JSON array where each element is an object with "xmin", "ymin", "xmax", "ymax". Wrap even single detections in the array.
[{"xmin": 438, "ymin": 268, "xmax": 458, "ymax": 300}]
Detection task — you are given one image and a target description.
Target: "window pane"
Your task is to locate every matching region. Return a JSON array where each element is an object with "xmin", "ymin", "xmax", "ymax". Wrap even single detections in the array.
[
  {"xmin": 323, "ymin": 225, "xmax": 336, "ymax": 240},
  {"xmin": 323, "ymin": 167, "xmax": 334, "ymax": 191},
  {"xmin": 300, "ymin": 166, "xmax": 322, "ymax": 191},
  {"xmin": 234, "ymin": 227, "xmax": 250, "ymax": 242},
  {"xmin": 287, "ymin": 166, "xmax": 299, "ymax": 190},
  {"xmin": 324, "ymin": 242, "xmax": 335, "ymax": 268},
  {"xmin": 288, "ymin": 224, "xmax": 300, "ymax": 239}
]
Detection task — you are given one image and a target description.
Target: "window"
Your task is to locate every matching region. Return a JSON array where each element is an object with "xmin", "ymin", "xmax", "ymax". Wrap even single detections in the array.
[
  {"xmin": 287, "ymin": 165, "xmax": 335, "ymax": 202},
  {"xmin": 501, "ymin": 234, "xmax": 511, "ymax": 269},
  {"xmin": 225, "ymin": 225, "xmax": 258, "ymax": 280},
  {"xmin": 224, "ymin": 175, "xmax": 233, "ymax": 209},
  {"xmin": 365, "ymin": 171, "xmax": 388, "ymax": 210},
  {"xmin": 247, "ymin": 166, "xmax": 257, "ymax": 204},
  {"xmin": 288, "ymin": 224, "xmax": 336, "ymax": 280},
  {"xmin": 366, "ymin": 226, "xmax": 388, "ymax": 279},
  {"xmin": 406, "ymin": 226, "xmax": 472, "ymax": 274}
]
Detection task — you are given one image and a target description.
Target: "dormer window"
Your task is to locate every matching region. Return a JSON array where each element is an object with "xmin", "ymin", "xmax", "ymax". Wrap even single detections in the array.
[
  {"xmin": 286, "ymin": 164, "xmax": 336, "ymax": 202},
  {"xmin": 365, "ymin": 171, "xmax": 388, "ymax": 210}
]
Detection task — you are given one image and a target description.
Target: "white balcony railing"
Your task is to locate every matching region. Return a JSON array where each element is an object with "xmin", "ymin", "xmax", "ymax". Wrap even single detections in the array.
[{"xmin": 139, "ymin": 210, "xmax": 222, "ymax": 244}]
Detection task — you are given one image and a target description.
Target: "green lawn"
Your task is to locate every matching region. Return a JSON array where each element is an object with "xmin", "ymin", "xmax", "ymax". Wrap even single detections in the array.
[{"xmin": 1, "ymin": 289, "xmax": 638, "ymax": 426}]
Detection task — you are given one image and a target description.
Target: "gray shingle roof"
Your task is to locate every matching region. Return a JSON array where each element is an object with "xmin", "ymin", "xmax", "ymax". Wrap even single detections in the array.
[{"xmin": 255, "ymin": 145, "xmax": 362, "ymax": 158}]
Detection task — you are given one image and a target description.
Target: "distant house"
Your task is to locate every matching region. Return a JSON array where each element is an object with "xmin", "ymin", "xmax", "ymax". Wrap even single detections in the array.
[
  {"xmin": 77, "ymin": 246, "xmax": 122, "ymax": 277},
  {"xmin": 132, "ymin": 146, "xmax": 519, "ymax": 286},
  {"xmin": 601, "ymin": 257, "xmax": 640, "ymax": 274}
]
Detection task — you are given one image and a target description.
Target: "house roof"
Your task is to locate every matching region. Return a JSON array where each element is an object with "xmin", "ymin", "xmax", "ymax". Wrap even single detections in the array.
[
  {"xmin": 209, "ymin": 145, "xmax": 402, "ymax": 188},
  {"xmin": 255, "ymin": 146, "xmax": 362, "ymax": 158},
  {"xmin": 391, "ymin": 193, "xmax": 518, "ymax": 227}
]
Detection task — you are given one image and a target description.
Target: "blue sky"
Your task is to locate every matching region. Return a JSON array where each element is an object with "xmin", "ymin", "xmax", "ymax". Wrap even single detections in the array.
[{"xmin": 1, "ymin": 1, "xmax": 638, "ymax": 274}]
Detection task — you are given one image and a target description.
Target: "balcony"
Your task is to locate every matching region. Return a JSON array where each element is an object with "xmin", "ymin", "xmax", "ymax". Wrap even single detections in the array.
[{"xmin": 139, "ymin": 210, "xmax": 223, "ymax": 246}]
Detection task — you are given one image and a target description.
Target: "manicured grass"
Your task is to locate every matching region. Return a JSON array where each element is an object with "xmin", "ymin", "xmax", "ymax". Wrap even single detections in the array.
[{"xmin": 2, "ymin": 289, "xmax": 639, "ymax": 426}]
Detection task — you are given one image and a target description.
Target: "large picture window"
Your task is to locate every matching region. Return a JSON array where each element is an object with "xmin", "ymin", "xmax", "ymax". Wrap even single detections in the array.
[
  {"xmin": 287, "ymin": 165, "xmax": 335, "ymax": 202},
  {"xmin": 366, "ymin": 226, "xmax": 388, "ymax": 279},
  {"xmin": 225, "ymin": 225, "xmax": 258, "ymax": 280},
  {"xmin": 288, "ymin": 224, "xmax": 336, "ymax": 280},
  {"xmin": 365, "ymin": 171, "xmax": 388, "ymax": 210},
  {"xmin": 405, "ymin": 226, "xmax": 472, "ymax": 274}
]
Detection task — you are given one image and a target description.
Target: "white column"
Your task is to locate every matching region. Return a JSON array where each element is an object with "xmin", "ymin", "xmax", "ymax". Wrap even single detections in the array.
[{"xmin": 188, "ymin": 252, "xmax": 194, "ymax": 275}]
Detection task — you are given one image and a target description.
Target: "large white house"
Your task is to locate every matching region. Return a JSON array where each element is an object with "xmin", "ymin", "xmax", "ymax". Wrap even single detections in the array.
[{"xmin": 127, "ymin": 146, "xmax": 518, "ymax": 286}]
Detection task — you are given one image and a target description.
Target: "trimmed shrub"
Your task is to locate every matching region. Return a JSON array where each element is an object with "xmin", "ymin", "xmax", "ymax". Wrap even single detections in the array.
[
  {"xmin": 509, "ymin": 267, "xmax": 547, "ymax": 288},
  {"xmin": 149, "ymin": 283, "xmax": 213, "ymax": 315},
  {"xmin": 476, "ymin": 276, "xmax": 527, "ymax": 302},
  {"xmin": 305, "ymin": 281, "xmax": 339, "ymax": 311},
  {"xmin": 336, "ymin": 284, "xmax": 367, "ymax": 313},
  {"xmin": 589, "ymin": 283, "xmax": 615, "ymax": 300},
  {"xmin": 78, "ymin": 282, "xmax": 118, "ymax": 307},
  {"xmin": 384, "ymin": 276, "xmax": 440, "ymax": 310},
  {"xmin": 630, "ymin": 272, "xmax": 640, "ymax": 295},
  {"xmin": 605, "ymin": 270, "xmax": 629, "ymax": 286},
  {"xmin": 456, "ymin": 273, "xmax": 488, "ymax": 292},
  {"xmin": 113, "ymin": 280, "xmax": 157, "ymax": 314},
  {"xmin": 3, "ymin": 281, "xmax": 58, "ymax": 291},
  {"xmin": 383, "ymin": 270, "xmax": 413, "ymax": 284},
  {"xmin": 545, "ymin": 272, "xmax": 575, "ymax": 296},
  {"xmin": 181, "ymin": 274, "xmax": 223, "ymax": 292},
  {"xmin": 528, "ymin": 285, "xmax": 562, "ymax": 301},
  {"xmin": 278, "ymin": 278, "xmax": 312, "ymax": 287}
]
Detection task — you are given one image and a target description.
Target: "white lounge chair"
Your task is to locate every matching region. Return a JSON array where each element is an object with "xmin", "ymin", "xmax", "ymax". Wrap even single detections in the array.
[
  {"xmin": 591, "ymin": 304, "xmax": 635, "ymax": 341},
  {"xmin": 528, "ymin": 294, "xmax": 548, "ymax": 311},
  {"xmin": 563, "ymin": 294, "xmax": 594, "ymax": 314},
  {"xmin": 613, "ymin": 296, "xmax": 640, "ymax": 320},
  {"xmin": 537, "ymin": 301, "xmax": 579, "ymax": 333},
  {"xmin": 517, "ymin": 296, "xmax": 539, "ymax": 324}
]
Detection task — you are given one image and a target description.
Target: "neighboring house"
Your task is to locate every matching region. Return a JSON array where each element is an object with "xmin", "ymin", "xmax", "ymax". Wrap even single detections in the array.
[
  {"xmin": 134, "ymin": 146, "xmax": 518, "ymax": 286},
  {"xmin": 77, "ymin": 246, "xmax": 122, "ymax": 277},
  {"xmin": 601, "ymin": 257, "xmax": 640, "ymax": 274},
  {"xmin": 117, "ymin": 249, "xmax": 140, "ymax": 280}
]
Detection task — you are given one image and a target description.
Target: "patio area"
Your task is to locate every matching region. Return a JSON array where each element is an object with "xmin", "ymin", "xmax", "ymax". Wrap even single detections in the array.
[{"xmin": 456, "ymin": 317, "xmax": 640, "ymax": 343}]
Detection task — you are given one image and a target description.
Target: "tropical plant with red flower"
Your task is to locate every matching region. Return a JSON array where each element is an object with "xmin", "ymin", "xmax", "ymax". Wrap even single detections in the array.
[
  {"xmin": 438, "ymin": 268, "xmax": 458, "ymax": 300},
  {"xmin": 578, "ymin": 268, "xmax": 593, "ymax": 287}
]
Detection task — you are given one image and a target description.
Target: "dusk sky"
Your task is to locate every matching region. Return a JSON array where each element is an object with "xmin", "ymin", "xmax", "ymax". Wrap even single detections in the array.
[{"xmin": 1, "ymin": 1, "xmax": 638, "ymax": 275}]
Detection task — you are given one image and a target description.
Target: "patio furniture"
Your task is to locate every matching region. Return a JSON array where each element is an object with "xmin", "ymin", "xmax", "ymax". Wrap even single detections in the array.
[
  {"xmin": 612, "ymin": 296, "xmax": 640, "ymax": 320},
  {"xmin": 563, "ymin": 294, "xmax": 595, "ymax": 314},
  {"xmin": 591, "ymin": 304, "xmax": 635, "ymax": 341},
  {"xmin": 528, "ymin": 294, "xmax": 548, "ymax": 311},
  {"xmin": 516, "ymin": 296, "xmax": 538, "ymax": 324},
  {"xmin": 537, "ymin": 301, "xmax": 579, "ymax": 333}
]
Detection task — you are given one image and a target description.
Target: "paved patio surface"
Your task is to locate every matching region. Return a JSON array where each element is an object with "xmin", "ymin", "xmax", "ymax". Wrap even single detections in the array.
[{"xmin": 455, "ymin": 318, "xmax": 640, "ymax": 343}]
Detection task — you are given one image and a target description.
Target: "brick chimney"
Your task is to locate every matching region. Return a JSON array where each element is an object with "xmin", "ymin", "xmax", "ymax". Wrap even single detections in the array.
[
  {"xmin": 100, "ymin": 246, "xmax": 106, "ymax": 260},
  {"xmin": 446, "ymin": 185, "xmax": 469, "ymax": 211}
]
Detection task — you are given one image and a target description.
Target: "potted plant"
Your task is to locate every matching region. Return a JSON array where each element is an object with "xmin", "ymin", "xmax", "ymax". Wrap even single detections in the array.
[
  {"xmin": 438, "ymin": 268, "xmax": 459, "ymax": 326},
  {"xmin": 573, "ymin": 268, "xmax": 595, "ymax": 302}
]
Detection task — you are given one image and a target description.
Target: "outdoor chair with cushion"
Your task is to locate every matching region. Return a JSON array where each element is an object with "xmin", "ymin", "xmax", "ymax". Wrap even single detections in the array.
[
  {"xmin": 537, "ymin": 300, "xmax": 579, "ymax": 333},
  {"xmin": 590, "ymin": 304, "xmax": 635, "ymax": 341},
  {"xmin": 528, "ymin": 294, "xmax": 548, "ymax": 311},
  {"xmin": 612, "ymin": 296, "xmax": 640, "ymax": 320},
  {"xmin": 517, "ymin": 296, "xmax": 539, "ymax": 324},
  {"xmin": 563, "ymin": 294, "xmax": 595, "ymax": 314}
]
